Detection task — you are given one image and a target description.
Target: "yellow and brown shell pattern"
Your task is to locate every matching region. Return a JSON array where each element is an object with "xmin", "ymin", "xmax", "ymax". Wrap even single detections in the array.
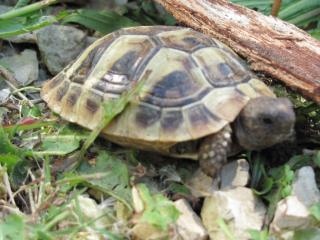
[{"xmin": 41, "ymin": 26, "xmax": 275, "ymax": 154}]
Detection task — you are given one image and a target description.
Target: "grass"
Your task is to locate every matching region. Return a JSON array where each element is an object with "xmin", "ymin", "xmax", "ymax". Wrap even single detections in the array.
[{"xmin": 0, "ymin": 0, "xmax": 319, "ymax": 239}]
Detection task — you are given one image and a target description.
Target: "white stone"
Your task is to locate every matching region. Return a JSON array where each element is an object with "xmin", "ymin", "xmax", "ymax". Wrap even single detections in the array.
[
  {"xmin": 220, "ymin": 159, "xmax": 250, "ymax": 190},
  {"xmin": 292, "ymin": 166, "xmax": 320, "ymax": 208},
  {"xmin": 70, "ymin": 195, "xmax": 112, "ymax": 228},
  {"xmin": 174, "ymin": 199, "xmax": 208, "ymax": 240},
  {"xmin": 201, "ymin": 187, "xmax": 266, "ymax": 240},
  {"xmin": 0, "ymin": 88, "xmax": 10, "ymax": 104},
  {"xmin": 186, "ymin": 169, "xmax": 218, "ymax": 197},
  {"xmin": 132, "ymin": 185, "xmax": 144, "ymax": 213},
  {"xmin": 270, "ymin": 196, "xmax": 311, "ymax": 233}
]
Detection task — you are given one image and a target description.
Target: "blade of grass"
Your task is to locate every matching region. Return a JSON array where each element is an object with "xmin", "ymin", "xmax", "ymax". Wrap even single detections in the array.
[
  {"xmin": 0, "ymin": 11, "xmax": 68, "ymax": 39},
  {"xmin": 63, "ymin": 9, "xmax": 139, "ymax": 34},
  {"xmin": 217, "ymin": 218, "xmax": 236, "ymax": 240},
  {"xmin": 288, "ymin": 8, "xmax": 320, "ymax": 26},
  {"xmin": 3, "ymin": 121, "xmax": 57, "ymax": 135},
  {"xmin": 278, "ymin": 0, "xmax": 320, "ymax": 21},
  {"xmin": 0, "ymin": 0, "xmax": 59, "ymax": 20}
]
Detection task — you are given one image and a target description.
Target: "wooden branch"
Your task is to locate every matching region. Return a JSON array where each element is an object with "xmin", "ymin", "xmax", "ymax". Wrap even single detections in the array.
[{"xmin": 155, "ymin": 0, "xmax": 320, "ymax": 104}]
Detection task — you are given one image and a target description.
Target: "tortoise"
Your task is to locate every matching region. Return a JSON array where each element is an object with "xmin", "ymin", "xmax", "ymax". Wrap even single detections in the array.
[{"xmin": 41, "ymin": 26, "xmax": 295, "ymax": 177}]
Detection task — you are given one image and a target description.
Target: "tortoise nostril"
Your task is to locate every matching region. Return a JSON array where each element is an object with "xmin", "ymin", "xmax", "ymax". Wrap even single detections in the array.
[{"xmin": 262, "ymin": 117, "xmax": 273, "ymax": 125}]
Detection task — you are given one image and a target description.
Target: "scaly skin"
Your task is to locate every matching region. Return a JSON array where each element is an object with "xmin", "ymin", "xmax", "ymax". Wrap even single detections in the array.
[{"xmin": 199, "ymin": 124, "xmax": 232, "ymax": 178}]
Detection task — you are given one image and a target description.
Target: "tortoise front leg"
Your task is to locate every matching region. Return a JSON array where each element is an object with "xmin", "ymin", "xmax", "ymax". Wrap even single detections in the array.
[{"xmin": 199, "ymin": 124, "xmax": 232, "ymax": 178}]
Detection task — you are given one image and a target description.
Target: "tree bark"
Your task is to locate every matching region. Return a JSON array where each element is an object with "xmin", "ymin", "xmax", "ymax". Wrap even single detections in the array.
[{"xmin": 155, "ymin": 0, "xmax": 320, "ymax": 104}]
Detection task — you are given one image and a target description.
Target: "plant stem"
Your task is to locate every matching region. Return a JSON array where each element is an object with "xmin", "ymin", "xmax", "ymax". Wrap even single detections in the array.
[
  {"xmin": 43, "ymin": 210, "xmax": 70, "ymax": 231},
  {"xmin": 0, "ymin": 0, "xmax": 59, "ymax": 20},
  {"xmin": 271, "ymin": 0, "xmax": 281, "ymax": 16}
]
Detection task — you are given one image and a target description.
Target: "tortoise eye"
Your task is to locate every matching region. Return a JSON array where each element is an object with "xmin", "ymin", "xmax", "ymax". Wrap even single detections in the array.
[{"xmin": 262, "ymin": 117, "xmax": 273, "ymax": 125}]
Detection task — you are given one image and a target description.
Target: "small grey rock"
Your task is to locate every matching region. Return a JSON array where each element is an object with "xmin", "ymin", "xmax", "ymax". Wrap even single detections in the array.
[
  {"xmin": 221, "ymin": 159, "xmax": 250, "ymax": 190},
  {"xmin": 36, "ymin": 25, "xmax": 87, "ymax": 75},
  {"xmin": 292, "ymin": 166, "xmax": 320, "ymax": 208},
  {"xmin": 0, "ymin": 49, "xmax": 39, "ymax": 86},
  {"xmin": 0, "ymin": 5, "xmax": 11, "ymax": 13},
  {"xmin": 6, "ymin": 32, "xmax": 37, "ymax": 44},
  {"xmin": 187, "ymin": 169, "xmax": 218, "ymax": 198}
]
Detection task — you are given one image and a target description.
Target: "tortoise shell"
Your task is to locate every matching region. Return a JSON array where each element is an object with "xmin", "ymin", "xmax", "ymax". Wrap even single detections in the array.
[{"xmin": 41, "ymin": 26, "xmax": 275, "ymax": 153}]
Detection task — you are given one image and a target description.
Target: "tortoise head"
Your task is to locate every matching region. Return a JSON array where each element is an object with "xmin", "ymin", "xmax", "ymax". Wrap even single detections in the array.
[{"xmin": 234, "ymin": 96, "xmax": 295, "ymax": 150}]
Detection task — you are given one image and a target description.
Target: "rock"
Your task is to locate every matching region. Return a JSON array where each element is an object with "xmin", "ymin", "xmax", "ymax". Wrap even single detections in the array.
[
  {"xmin": 0, "ymin": 5, "xmax": 11, "ymax": 13},
  {"xmin": 0, "ymin": 44, "xmax": 16, "ymax": 59},
  {"xmin": 201, "ymin": 187, "xmax": 266, "ymax": 240},
  {"xmin": 6, "ymin": 32, "xmax": 37, "ymax": 44},
  {"xmin": 269, "ymin": 167, "xmax": 320, "ymax": 237},
  {"xmin": 174, "ymin": 199, "xmax": 208, "ymax": 240},
  {"xmin": 130, "ymin": 223, "xmax": 169, "ymax": 240},
  {"xmin": 186, "ymin": 169, "xmax": 217, "ymax": 197},
  {"xmin": 220, "ymin": 159, "xmax": 250, "ymax": 190},
  {"xmin": 292, "ymin": 166, "xmax": 320, "ymax": 208},
  {"xmin": 69, "ymin": 195, "xmax": 113, "ymax": 228},
  {"xmin": 0, "ymin": 49, "xmax": 39, "ymax": 86},
  {"xmin": 0, "ymin": 88, "xmax": 10, "ymax": 103},
  {"xmin": 270, "ymin": 196, "xmax": 312, "ymax": 234},
  {"xmin": 36, "ymin": 25, "xmax": 87, "ymax": 75}
]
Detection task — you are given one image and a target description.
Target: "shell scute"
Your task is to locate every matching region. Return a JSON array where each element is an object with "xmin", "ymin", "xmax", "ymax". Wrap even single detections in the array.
[
  {"xmin": 192, "ymin": 47, "xmax": 251, "ymax": 87},
  {"xmin": 183, "ymin": 103, "xmax": 225, "ymax": 139},
  {"xmin": 157, "ymin": 28, "xmax": 215, "ymax": 52}
]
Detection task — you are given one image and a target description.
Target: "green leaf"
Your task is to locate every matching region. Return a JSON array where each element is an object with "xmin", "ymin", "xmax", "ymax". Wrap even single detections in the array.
[
  {"xmin": 63, "ymin": 9, "xmax": 139, "ymax": 34},
  {"xmin": 253, "ymin": 177, "xmax": 274, "ymax": 195},
  {"xmin": 309, "ymin": 203, "xmax": 320, "ymax": 221},
  {"xmin": 137, "ymin": 184, "xmax": 180, "ymax": 231},
  {"xmin": 293, "ymin": 228, "xmax": 320, "ymax": 240},
  {"xmin": 248, "ymin": 229, "xmax": 269, "ymax": 240},
  {"xmin": 21, "ymin": 104, "xmax": 41, "ymax": 118},
  {"xmin": 0, "ymin": 214, "xmax": 25, "ymax": 240},
  {"xmin": 32, "ymin": 134, "xmax": 86, "ymax": 155},
  {"xmin": 231, "ymin": 0, "xmax": 272, "ymax": 15},
  {"xmin": 313, "ymin": 151, "xmax": 320, "ymax": 167},
  {"xmin": 10, "ymin": 160, "xmax": 30, "ymax": 188},
  {"xmin": 76, "ymin": 151, "xmax": 132, "ymax": 210},
  {"xmin": 278, "ymin": 0, "xmax": 320, "ymax": 21},
  {"xmin": 167, "ymin": 182, "xmax": 191, "ymax": 196},
  {"xmin": 0, "ymin": 154, "xmax": 20, "ymax": 171},
  {"xmin": 0, "ymin": 126, "xmax": 21, "ymax": 155},
  {"xmin": 310, "ymin": 29, "xmax": 320, "ymax": 40},
  {"xmin": 0, "ymin": 12, "xmax": 68, "ymax": 39}
]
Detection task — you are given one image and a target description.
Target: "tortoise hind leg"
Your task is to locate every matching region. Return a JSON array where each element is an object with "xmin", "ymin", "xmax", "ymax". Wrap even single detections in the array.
[{"xmin": 199, "ymin": 125, "xmax": 232, "ymax": 178}]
